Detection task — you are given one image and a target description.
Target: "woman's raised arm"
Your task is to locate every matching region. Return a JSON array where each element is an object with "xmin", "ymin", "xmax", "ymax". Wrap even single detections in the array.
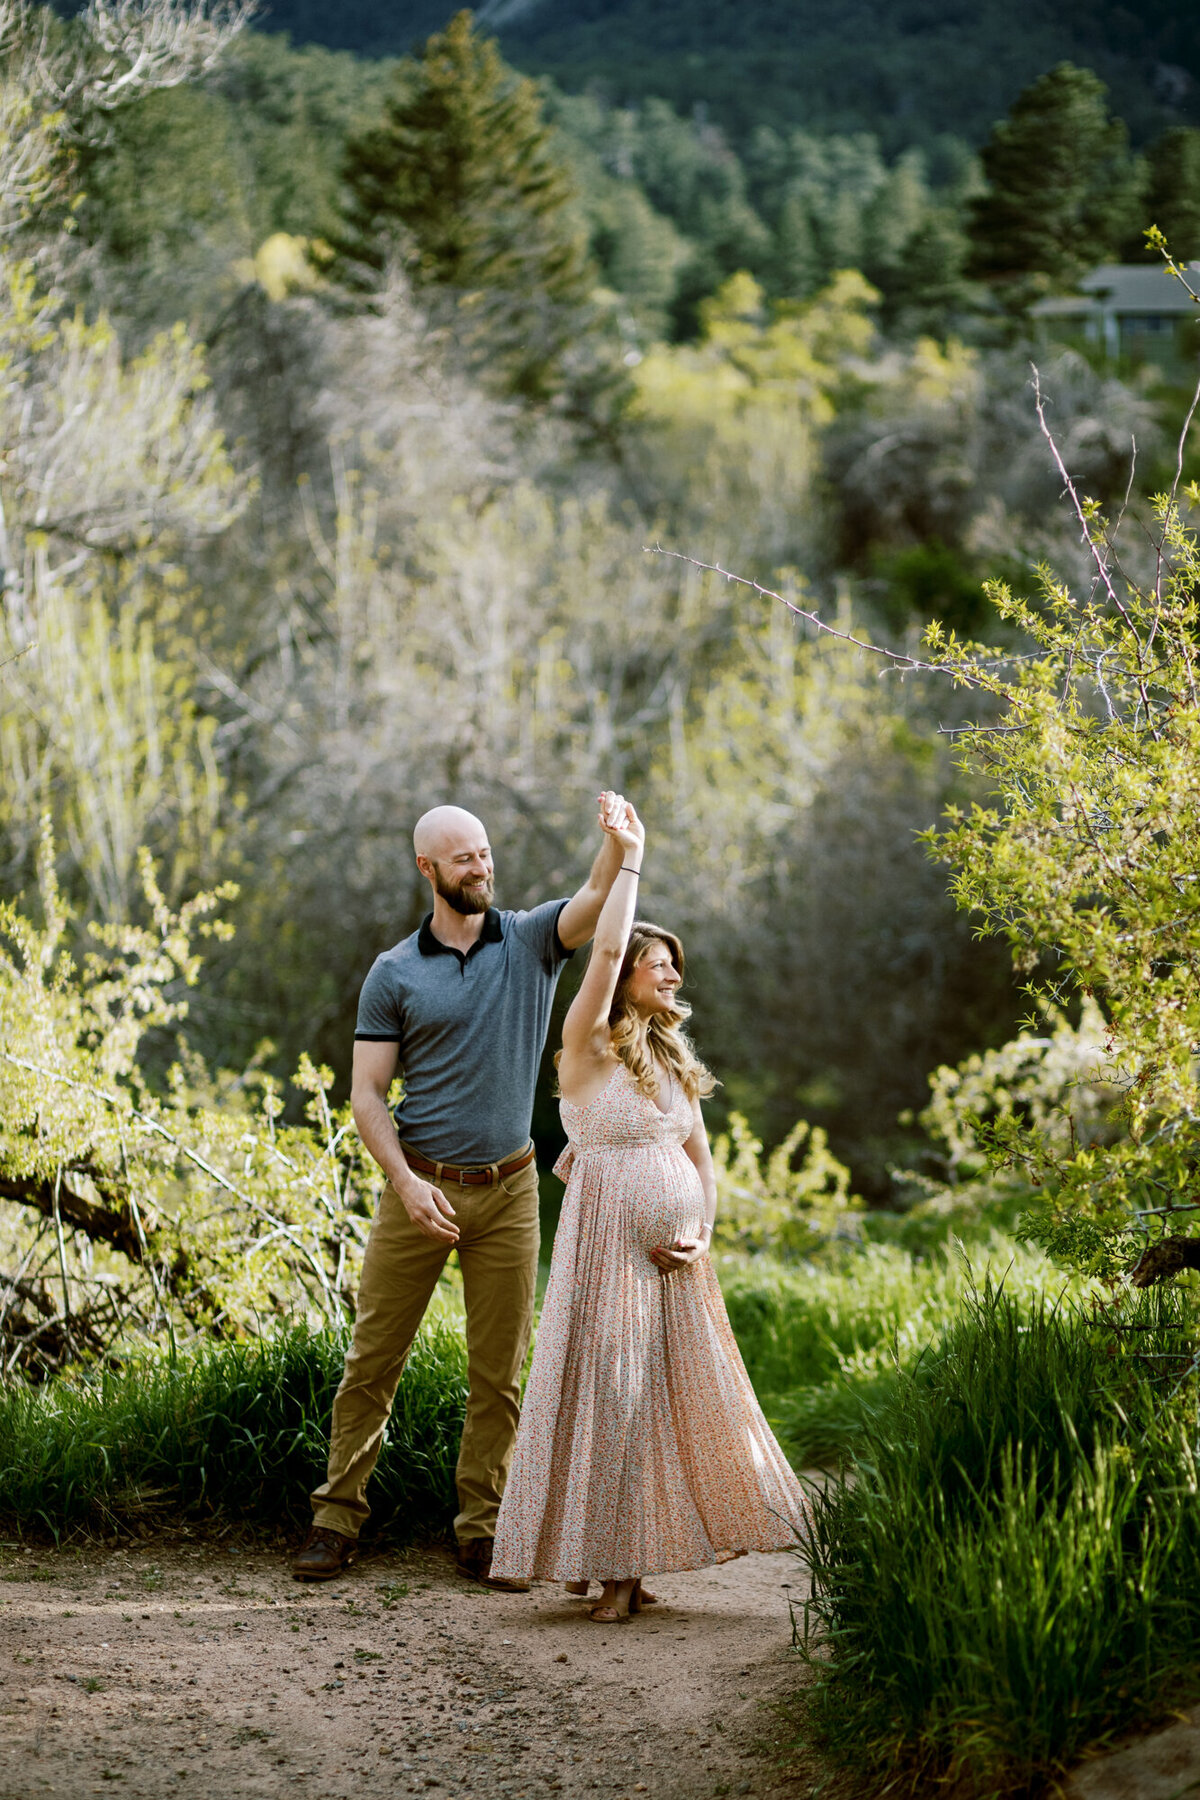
[{"xmin": 559, "ymin": 801, "xmax": 644, "ymax": 1066}]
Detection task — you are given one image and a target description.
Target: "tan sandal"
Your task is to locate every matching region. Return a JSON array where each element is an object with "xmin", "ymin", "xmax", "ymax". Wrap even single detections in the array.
[
  {"xmin": 588, "ymin": 1578, "xmax": 640, "ymax": 1622},
  {"xmin": 571, "ymin": 1578, "xmax": 656, "ymax": 1603}
]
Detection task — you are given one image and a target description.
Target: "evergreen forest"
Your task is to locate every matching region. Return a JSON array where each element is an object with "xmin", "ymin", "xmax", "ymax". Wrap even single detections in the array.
[{"xmin": 254, "ymin": 0, "xmax": 1200, "ymax": 146}]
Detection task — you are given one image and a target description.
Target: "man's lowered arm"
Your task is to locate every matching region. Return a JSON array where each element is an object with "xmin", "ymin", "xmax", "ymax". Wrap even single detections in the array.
[{"xmin": 351, "ymin": 1041, "xmax": 459, "ymax": 1244}]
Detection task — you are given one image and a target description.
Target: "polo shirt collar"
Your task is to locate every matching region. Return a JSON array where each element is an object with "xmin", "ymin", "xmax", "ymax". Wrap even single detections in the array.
[{"xmin": 418, "ymin": 907, "xmax": 503, "ymax": 958}]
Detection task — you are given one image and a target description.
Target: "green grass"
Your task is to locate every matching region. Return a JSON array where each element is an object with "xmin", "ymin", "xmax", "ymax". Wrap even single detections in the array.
[
  {"xmin": 0, "ymin": 1238, "xmax": 1051, "ymax": 1537},
  {"xmin": 799, "ymin": 1284, "xmax": 1200, "ymax": 1796},
  {"xmin": 720, "ymin": 1237, "xmax": 1054, "ymax": 1464},
  {"xmin": 0, "ymin": 1317, "xmax": 467, "ymax": 1541}
]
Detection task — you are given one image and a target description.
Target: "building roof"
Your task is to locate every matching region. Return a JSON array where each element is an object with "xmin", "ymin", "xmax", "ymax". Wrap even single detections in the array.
[{"xmin": 1032, "ymin": 263, "xmax": 1200, "ymax": 319}]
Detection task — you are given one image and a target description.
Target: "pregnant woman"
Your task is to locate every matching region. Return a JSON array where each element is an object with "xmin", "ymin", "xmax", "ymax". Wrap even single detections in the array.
[{"xmin": 491, "ymin": 801, "xmax": 807, "ymax": 1621}]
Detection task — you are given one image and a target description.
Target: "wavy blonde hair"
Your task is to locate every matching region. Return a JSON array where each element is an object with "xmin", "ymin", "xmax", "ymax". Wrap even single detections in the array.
[{"xmin": 608, "ymin": 921, "xmax": 716, "ymax": 1104}]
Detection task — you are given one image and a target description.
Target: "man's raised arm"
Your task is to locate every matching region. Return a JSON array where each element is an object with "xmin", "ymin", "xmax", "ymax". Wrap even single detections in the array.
[{"xmin": 556, "ymin": 789, "xmax": 631, "ymax": 950}]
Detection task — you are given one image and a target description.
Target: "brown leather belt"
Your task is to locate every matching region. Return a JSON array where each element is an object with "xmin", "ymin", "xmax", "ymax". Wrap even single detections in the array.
[{"xmin": 401, "ymin": 1142, "xmax": 536, "ymax": 1186}]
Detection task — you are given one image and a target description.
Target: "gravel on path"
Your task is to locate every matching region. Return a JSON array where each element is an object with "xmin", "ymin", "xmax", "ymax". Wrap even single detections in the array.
[{"xmin": 0, "ymin": 1536, "xmax": 820, "ymax": 1800}]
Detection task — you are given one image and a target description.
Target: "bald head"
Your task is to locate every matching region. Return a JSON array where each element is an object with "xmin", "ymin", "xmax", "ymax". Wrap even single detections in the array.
[
  {"xmin": 413, "ymin": 805, "xmax": 487, "ymax": 863},
  {"xmin": 414, "ymin": 806, "xmax": 495, "ymax": 916}
]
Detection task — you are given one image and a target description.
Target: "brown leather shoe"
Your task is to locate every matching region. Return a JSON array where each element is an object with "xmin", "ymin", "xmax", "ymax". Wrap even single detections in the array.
[
  {"xmin": 455, "ymin": 1538, "xmax": 530, "ymax": 1592},
  {"xmin": 291, "ymin": 1525, "xmax": 357, "ymax": 1581}
]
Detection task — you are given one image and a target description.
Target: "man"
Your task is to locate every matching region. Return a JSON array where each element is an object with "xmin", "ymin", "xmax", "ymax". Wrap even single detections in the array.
[{"xmin": 292, "ymin": 793, "xmax": 629, "ymax": 1587}]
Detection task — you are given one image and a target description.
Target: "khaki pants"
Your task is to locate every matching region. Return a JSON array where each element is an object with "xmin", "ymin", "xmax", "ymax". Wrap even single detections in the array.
[{"xmin": 310, "ymin": 1155, "xmax": 540, "ymax": 1544}]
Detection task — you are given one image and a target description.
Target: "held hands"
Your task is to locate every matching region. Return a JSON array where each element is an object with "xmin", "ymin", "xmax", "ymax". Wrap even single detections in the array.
[
  {"xmin": 597, "ymin": 789, "xmax": 644, "ymax": 862},
  {"xmin": 398, "ymin": 1173, "xmax": 460, "ymax": 1244},
  {"xmin": 650, "ymin": 1233, "xmax": 709, "ymax": 1273}
]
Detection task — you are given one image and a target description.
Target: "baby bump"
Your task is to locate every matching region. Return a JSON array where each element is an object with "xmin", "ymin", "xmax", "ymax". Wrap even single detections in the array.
[{"xmin": 626, "ymin": 1151, "xmax": 704, "ymax": 1257}]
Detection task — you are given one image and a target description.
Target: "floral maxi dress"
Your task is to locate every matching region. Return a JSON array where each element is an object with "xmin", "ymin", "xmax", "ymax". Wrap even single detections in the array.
[{"xmin": 491, "ymin": 1061, "xmax": 807, "ymax": 1582}]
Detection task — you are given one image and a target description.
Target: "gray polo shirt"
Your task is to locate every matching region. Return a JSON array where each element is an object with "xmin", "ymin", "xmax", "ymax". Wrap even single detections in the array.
[{"xmin": 354, "ymin": 902, "xmax": 573, "ymax": 1164}]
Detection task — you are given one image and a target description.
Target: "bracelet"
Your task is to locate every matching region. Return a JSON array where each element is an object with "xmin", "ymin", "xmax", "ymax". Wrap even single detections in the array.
[
  {"xmin": 621, "ymin": 865, "xmax": 642, "ymax": 875},
  {"xmin": 698, "ymin": 1222, "xmax": 713, "ymax": 1238}
]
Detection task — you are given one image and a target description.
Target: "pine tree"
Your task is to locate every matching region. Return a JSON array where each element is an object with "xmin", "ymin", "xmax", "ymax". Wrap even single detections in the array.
[
  {"xmin": 589, "ymin": 182, "xmax": 688, "ymax": 332},
  {"xmin": 328, "ymin": 10, "xmax": 594, "ymax": 398},
  {"xmin": 966, "ymin": 63, "xmax": 1138, "ymax": 310},
  {"xmin": 1133, "ymin": 128, "xmax": 1200, "ymax": 262},
  {"xmin": 771, "ymin": 189, "xmax": 821, "ymax": 299},
  {"xmin": 882, "ymin": 213, "xmax": 973, "ymax": 337}
]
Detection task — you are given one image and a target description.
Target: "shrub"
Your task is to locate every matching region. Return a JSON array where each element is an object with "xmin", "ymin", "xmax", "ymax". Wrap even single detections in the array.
[
  {"xmin": 711, "ymin": 1111, "xmax": 862, "ymax": 1258},
  {"xmin": 0, "ymin": 833, "xmax": 383, "ymax": 1377},
  {"xmin": 922, "ymin": 371, "xmax": 1200, "ymax": 1280}
]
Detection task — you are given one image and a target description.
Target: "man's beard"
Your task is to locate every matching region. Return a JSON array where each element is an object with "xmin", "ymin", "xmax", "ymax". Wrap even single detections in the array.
[{"xmin": 434, "ymin": 867, "xmax": 495, "ymax": 915}]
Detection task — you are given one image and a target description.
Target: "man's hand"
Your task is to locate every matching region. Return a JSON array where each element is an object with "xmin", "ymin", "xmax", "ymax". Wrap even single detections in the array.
[
  {"xmin": 598, "ymin": 789, "xmax": 627, "ymax": 833},
  {"xmin": 557, "ymin": 788, "xmax": 640, "ymax": 951},
  {"xmin": 396, "ymin": 1172, "xmax": 460, "ymax": 1244},
  {"xmin": 598, "ymin": 792, "xmax": 644, "ymax": 863}
]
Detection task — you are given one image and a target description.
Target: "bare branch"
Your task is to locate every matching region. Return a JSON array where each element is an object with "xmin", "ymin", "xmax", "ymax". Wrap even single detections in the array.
[
  {"xmin": 644, "ymin": 545, "xmax": 1013, "ymax": 698},
  {"xmin": 936, "ymin": 723, "xmax": 1028, "ymax": 737},
  {"xmin": 0, "ymin": 640, "xmax": 35, "ymax": 672},
  {"xmin": 1170, "ymin": 369, "xmax": 1200, "ymax": 512},
  {"xmin": 42, "ymin": 0, "xmax": 254, "ymax": 114},
  {"xmin": 1031, "ymin": 365, "xmax": 1157, "ymax": 734},
  {"xmin": 0, "ymin": 1167, "xmax": 147, "ymax": 1267}
]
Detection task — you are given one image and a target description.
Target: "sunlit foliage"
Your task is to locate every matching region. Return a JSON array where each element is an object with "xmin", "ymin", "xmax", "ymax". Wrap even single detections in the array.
[
  {"xmin": 920, "ymin": 360, "xmax": 1200, "ymax": 1278},
  {"xmin": 0, "ymin": 827, "xmax": 378, "ymax": 1376}
]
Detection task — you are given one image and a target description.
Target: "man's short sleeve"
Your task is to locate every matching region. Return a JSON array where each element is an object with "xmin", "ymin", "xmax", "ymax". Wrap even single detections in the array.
[
  {"xmin": 511, "ymin": 899, "xmax": 575, "ymax": 974},
  {"xmin": 355, "ymin": 956, "xmax": 403, "ymax": 1042}
]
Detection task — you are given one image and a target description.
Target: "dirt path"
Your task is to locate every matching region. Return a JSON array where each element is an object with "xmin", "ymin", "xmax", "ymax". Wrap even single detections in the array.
[
  {"xmin": 0, "ymin": 1533, "xmax": 821, "ymax": 1800},
  {"xmin": 1065, "ymin": 1711, "xmax": 1200, "ymax": 1800}
]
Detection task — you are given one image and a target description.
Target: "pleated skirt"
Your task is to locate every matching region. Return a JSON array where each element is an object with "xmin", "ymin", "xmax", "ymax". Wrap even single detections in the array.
[{"xmin": 491, "ymin": 1141, "xmax": 807, "ymax": 1582}]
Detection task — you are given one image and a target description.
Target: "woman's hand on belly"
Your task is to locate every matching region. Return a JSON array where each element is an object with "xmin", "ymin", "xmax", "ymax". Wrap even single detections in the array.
[{"xmin": 650, "ymin": 1235, "xmax": 708, "ymax": 1272}]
